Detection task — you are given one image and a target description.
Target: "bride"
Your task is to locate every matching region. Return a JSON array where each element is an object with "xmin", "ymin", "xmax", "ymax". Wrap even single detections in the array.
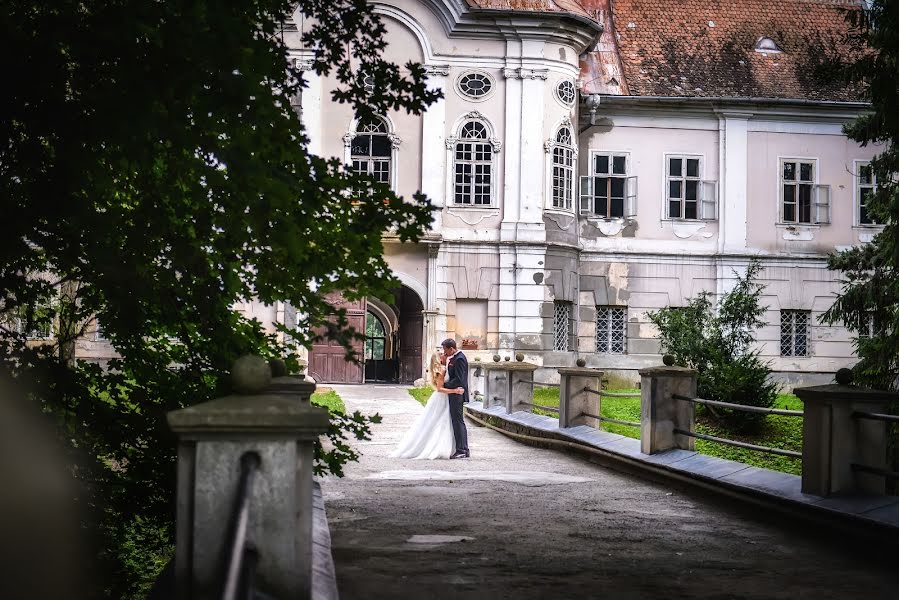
[{"xmin": 390, "ymin": 350, "xmax": 464, "ymax": 460}]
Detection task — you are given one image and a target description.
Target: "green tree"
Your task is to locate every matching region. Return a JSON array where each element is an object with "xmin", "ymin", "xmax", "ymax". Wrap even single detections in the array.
[
  {"xmin": 821, "ymin": 1, "xmax": 899, "ymax": 391},
  {"xmin": 1, "ymin": 1, "xmax": 438, "ymax": 597},
  {"xmin": 648, "ymin": 260, "xmax": 778, "ymax": 432}
]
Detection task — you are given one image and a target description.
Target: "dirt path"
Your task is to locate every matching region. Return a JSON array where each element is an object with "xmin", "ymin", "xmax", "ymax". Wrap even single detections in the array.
[{"xmin": 321, "ymin": 384, "xmax": 897, "ymax": 600}]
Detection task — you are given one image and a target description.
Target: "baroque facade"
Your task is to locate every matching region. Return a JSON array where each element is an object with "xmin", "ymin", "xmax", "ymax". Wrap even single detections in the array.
[
  {"xmin": 283, "ymin": 0, "xmax": 879, "ymax": 387},
  {"xmin": 64, "ymin": 1, "xmax": 873, "ymax": 385}
]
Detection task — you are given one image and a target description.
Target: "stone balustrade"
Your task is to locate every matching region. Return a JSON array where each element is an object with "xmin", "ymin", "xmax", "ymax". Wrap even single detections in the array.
[
  {"xmin": 481, "ymin": 359, "xmax": 537, "ymax": 413},
  {"xmin": 167, "ymin": 370, "xmax": 329, "ymax": 599},
  {"xmin": 557, "ymin": 367, "xmax": 603, "ymax": 428}
]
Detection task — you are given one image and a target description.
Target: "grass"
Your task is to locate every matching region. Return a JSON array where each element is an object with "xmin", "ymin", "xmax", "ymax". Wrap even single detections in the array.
[
  {"xmin": 408, "ymin": 385, "xmax": 433, "ymax": 406},
  {"xmin": 532, "ymin": 387, "xmax": 803, "ymax": 475},
  {"xmin": 311, "ymin": 389, "xmax": 346, "ymax": 414}
]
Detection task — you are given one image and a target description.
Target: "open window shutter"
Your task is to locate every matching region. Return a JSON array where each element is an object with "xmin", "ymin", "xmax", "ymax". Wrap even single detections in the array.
[
  {"xmin": 814, "ymin": 184, "xmax": 831, "ymax": 224},
  {"xmin": 625, "ymin": 176, "xmax": 638, "ymax": 218},
  {"xmin": 579, "ymin": 176, "xmax": 593, "ymax": 215},
  {"xmin": 700, "ymin": 180, "xmax": 718, "ymax": 220}
]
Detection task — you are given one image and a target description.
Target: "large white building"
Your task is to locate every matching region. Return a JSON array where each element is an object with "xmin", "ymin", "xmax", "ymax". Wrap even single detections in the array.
[{"xmin": 80, "ymin": 0, "xmax": 877, "ymax": 387}]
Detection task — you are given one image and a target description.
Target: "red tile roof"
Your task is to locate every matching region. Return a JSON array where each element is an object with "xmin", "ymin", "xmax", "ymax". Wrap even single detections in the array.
[
  {"xmin": 465, "ymin": 0, "xmax": 599, "ymax": 23},
  {"xmin": 583, "ymin": 0, "xmax": 865, "ymax": 102}
]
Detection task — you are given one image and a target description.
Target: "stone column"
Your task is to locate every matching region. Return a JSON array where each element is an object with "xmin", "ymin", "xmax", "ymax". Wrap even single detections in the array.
[
  {"xmin": 639, "ymin": 366, "xmax": 697, "ymax": 455},
  {"xmin": 482, "ymin": 360, "xmax": 537, "ymax": 413},
  {"xmin": 168, "ymin": 373, "xmax": 329, "ymax": 600},
  {"xmin": 558, "ymin": 367, "xmax": 603, "ymax": 428},
  {"xmin": 794, "ymin": 383, "xmax": 896, "ymax": 496}
]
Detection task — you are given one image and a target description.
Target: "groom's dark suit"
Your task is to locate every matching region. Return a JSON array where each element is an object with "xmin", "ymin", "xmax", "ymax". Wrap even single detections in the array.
[{"xmin": 443, "ymin": 350, "xmax": 469, "ymax": 455}]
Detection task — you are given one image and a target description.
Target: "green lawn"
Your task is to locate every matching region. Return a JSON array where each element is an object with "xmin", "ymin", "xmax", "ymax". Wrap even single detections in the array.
[
  {"xmin": 311, "ymin": 389, "xmax": 346, "ymax": 414},
  {"xmin": 408, "ymin": 385, "xmax": 433, "ymax": 406},
  {"xmin": 533, "ymin": 387, "xmax": 803, "ymax": 475}
]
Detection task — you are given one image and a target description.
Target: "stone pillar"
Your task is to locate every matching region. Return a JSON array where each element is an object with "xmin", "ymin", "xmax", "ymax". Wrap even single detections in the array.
[
  {"xmin": 168, "ymin": 375, "xmax": 329, "ymax": 600},
  {"xmin": 469, "ymin": 358, "xmax": 486, "ymax": 401},
  {"xmin": 639, "ymin": 366, "xmax": 697, "ymax": 455},
  {"xmin": 482, "ymin": 361, "xmax": 537, "ymax": 413},
  {"xmin": 794, "ymin": 384, "xmax": 896, "ymax": 496},
  {"xmin": 558, "ymin": 367, "xmax": 603, "ymax": 428}
]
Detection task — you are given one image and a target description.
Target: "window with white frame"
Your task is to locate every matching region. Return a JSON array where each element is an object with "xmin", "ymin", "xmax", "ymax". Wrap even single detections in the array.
[
  {"xmin": 780, "ymin": 159, "xmax": 830, "ymax": 224},
  {"xmin": 666, "ymin": 156, "xmax": 717, "ymax": 220},
  {"xmin": 596, "ymin": 306, "xmax": 627, "ymax": 354},
  {"xmin": 453, "ymin": 120, "xmax": 494, "ymax": 206},
  {"xmin": 553, "ymin": 301, "xmax": 572, "ymax": 352},
  {"xmin": 17, "ymin": 315, "xmax": 52, "ymax": 340},
  {"xmin": 857, "ymin": 162, "xmax": 877, "ymax": 225},
  {"xmin": 350, "ymin": 117, "xmax": 391, "ymax": 185},
  {"xmin": 95, "ymin": 319, "xmax": 106, "ymax": 342},
  {"xmin": 551, "ymin": 127, "xmax": 575, "ymax": 210},
  {"xmin": 580, "ymin": 153, "xmax": 636, "ymax": 218},
  {"xmin": 780, "ymin": 310, "xmax": 810, "ymax": 357}
]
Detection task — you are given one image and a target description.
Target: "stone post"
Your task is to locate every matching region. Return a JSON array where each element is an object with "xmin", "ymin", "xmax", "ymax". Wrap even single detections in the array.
[
  {"xmin": 468, "ymin": 358, "xmax": 486, "ymax": 403},
  {"xmin": 639, "ymin": 366, "xmax": 697, "ymax": 455},
  {"xmin": 794, "ymin": 383, "xmax": 896, "ymax": 496},
  {"xmin": 558, "ymin": 367, "xmax": 603, "ymax": 428},
  {"xmin": 482, "ymin": 360, "xmax": 537, "ymax": 413},
  {"xmin": 168, "ymin": 372, "xmax": 329, "ymax": 600}
]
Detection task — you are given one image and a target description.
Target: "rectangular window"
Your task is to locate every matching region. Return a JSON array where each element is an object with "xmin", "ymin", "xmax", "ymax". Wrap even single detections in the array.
[
  {"xmin": 857, "ymin": 162, "xmax": 877, "ymax": 225},
  {"xmin": 596, "ymin": 306, "xmax": 627, "ymax": 354},
  {"xmin": 780, "ymin": 310, "xmax": 810, "ymax": 357},
  {"xmin": 779, "ymin": 160, "xmax": 830, "ymax": 224},
  {"xmin": 553, "ymin": 301, "xmax": 572, "ymax": 352},
  {"xmin": 592, "ymin": 153, "xmax": 627, "ymax": 218},
  {"xmin": 454, "ymin": 141, "xmax": 493, "ymax": 205},
  {"xmin": 666, "ymin": 156, "xmax": 702, "ymax": 220},
  {"xmin": 552, "ymin": 146, "xmax": 574, "ymax": 210}
]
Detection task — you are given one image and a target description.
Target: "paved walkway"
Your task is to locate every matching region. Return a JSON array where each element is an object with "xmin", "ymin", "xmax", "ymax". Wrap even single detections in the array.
[{"xmin": 322, "ymin": 385, "xmax": 898, "ymax": 600}]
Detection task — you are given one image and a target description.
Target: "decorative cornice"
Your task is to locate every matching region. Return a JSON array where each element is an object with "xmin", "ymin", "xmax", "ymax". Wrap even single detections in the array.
[
  {"xmin": 342, "ymin": 132, "xmax": 354, "ymax": 148},
  {"xmin": 295, "ymin": 58, "xmax": 315, "ymax": 72},
  {"xmin": 445, "ymin": 136, "xmax": 458, "ymax": 150},
  {"xmin": 489, "ymin": 137, "xmax": 502, "ymax": 153},
  {"xmin": 424, "ymin": 64, "xmax": 451, "ymax": 77},
  {"xmin": 388, "ymin": 133, "xmax": 402, "ymax": 149},
  {"xmin": 503, "ymin": 67, "xmax": 548, "ymax": 80}
]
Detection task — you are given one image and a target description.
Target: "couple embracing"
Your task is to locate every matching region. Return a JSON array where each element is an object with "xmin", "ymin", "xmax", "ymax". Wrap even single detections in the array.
[{"xmin": 390, "ymin": 338, "xmax": 471, "ymax": 460}]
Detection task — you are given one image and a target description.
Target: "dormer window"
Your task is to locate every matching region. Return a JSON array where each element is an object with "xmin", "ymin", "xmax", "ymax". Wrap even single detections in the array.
[{"xmin": 755, "ymin": 37, "xmax": 782, "ymax": 54}]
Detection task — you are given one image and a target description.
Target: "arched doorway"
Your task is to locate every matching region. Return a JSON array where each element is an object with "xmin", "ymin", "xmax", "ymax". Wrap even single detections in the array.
[
  {"xmin": 363, "ymin": 285, "xmax": 424, "ymax": 384},
  {"xmin": 308, "ymin": 285, "xmax": 424, "ymax": 384}
]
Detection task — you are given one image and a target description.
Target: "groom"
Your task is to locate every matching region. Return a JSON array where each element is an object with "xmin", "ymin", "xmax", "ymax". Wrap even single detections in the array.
[{"xmin": 441, "ymin": 338, "xmax": 470, "ymax": 459}]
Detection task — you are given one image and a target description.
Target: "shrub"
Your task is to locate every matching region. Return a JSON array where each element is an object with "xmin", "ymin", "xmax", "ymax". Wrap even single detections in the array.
[{"xmin": 648, "ymin": 259, "xmax": 777, "ymax": 433}]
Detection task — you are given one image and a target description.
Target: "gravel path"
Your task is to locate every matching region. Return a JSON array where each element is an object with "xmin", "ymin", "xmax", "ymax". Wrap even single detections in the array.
[{"xmin": 321, "ymin": 384, "xmax": 898, "ymax": 600}]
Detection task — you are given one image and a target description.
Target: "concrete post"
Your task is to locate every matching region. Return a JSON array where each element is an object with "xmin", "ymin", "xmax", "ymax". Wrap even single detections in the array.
[
  {"xmin": 639, "ymin": 366, "xmax": 697, "ymax": 455},
  {"xmin": 168, "ymin": 376, "xmax": 329, "ymax": 600},
  {"xmin": 794, "ymin": 384, "xmax": 896, "ymax": 496},
  {"xmin": 558, "ymin": 367, "xmax": 603, "ymax": 428},
  {"xmin": 482, "ymin": 361, "xmax": 537, "ymax": 413}
]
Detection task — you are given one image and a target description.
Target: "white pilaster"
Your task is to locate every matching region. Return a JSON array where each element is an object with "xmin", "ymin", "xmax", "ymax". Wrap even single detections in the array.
[
  {"xmin": 501, "ymin": 63, "xmax": 523, "ymax": 242},
  {"xmin": 298, "ymin": 59, "xmax": 322, "ymax": 157},
  {"xmin": 421, "ymin": 65, "xmax": 449, "ymax": 234},
  {"xmin": 720, "ymin": 113, "xmax": 751, "ymax": 253}
]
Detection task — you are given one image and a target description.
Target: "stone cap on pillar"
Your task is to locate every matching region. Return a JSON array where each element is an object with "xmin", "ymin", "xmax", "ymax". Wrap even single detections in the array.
[
  {"xmin": 638, "ymin": 365, "xmax": 698, "ymax": 378},
  {"xmin": 558, "ymin": 367, "xmax": 603, "ymax": 376},
  {"xmin": 168, "ymin": 393, "xmax": 330, "ymax": 440},
  {"xmin": 794, "ymin": 384, "xmax": 897, "ymax": 407},
  {"xmin": 481, "ymin": 362, "xmax": 538, "ymax": 372},
  {"xmin": 268, "ymin": 376, "xmax": 316, "ymax": 399}
]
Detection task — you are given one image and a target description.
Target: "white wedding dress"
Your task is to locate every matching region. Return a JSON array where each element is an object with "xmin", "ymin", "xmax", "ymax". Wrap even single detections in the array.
[{"xmin": 390, "ymin": 390, "xmax": 455, "ymax": 459}]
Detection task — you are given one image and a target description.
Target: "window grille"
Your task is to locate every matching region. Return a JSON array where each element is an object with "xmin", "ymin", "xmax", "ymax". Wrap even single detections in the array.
[
  {"xmin": 780, "ymin": 310, "xmax": 810, "ymax": 357},
  {"xmin": 551, "ymin": 127, "xmax": 575, "ymax": 210},
  {"xmin": 454, "ymin": 121, "xmax": 493, "ymax": 205},
  {"xmin": 553, "ymin": 301, "xmax": 571, "ymax": 352},
  {"xmin": 596, "ymin": 306, "xmax": 627, "ymax": 354}
]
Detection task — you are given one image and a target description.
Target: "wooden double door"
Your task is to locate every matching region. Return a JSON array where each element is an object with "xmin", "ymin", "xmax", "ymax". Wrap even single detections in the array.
[{"xmin": 308, "ymin": 287, "xmax": 423, "ymax": 385}]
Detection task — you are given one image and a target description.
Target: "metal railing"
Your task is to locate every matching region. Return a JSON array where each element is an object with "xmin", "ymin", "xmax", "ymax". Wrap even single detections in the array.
[
  {"xmin": 222, "ymin": 451, "xmax": 262, "ymax": 600},
  {"xmin": 670, "ymin": 394, "xmax": 803, "ymax": 459},
  {"xmin": 581, "ymin": 387, "xmax": 642, "ymax": 427},
  {"xmin": 673, "ymin": 394, "xmax": 804, "ymax": 417},
  {"xmin": 518, "ymin": 400, "xmax": 560, "ymax": 414},
  {"xmin": 520, "ymin": 378, "xmax": 561, "ymax": 388},
  {"xmin": 581, "ymin": 411, "xmax": 640, "ymax": 428},
  {"xmin": 851, "ymin": 410, "xmax": 899, "ymax": 481}
]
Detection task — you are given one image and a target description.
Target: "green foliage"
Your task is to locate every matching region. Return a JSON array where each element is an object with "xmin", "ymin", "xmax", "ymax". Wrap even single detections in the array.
[
  {"xmin": 648, "ymin": 260, "xmax": 778, "ymax": 432},
  {"xmin": 408, "ymin": 385, "xmax": 434, "ymax": 406},
  {"xmin": 312, "ymin": 389, "xmax": 347, "ymax": 414},
  {"xmin": 0, "ymin": 1, "xmax": 437, "ymax": 597},
  {"xmin": 311, "ymin": 389, "xmax": 381, "ymax": 478}
]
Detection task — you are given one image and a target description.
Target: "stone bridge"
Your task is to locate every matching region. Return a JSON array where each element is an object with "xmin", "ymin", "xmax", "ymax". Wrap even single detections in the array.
[{"xmin": 324, "ymin": 384, "xmax": 898, "ymax": 600}]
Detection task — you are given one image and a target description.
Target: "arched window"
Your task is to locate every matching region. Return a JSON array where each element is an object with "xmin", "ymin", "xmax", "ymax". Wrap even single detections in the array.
[
  {"xmin": 364, "ymin": 311, "xmax": 386, "ymax": 360},
  {"xmin": 551, "ymin": 126, "xmax": 575, "ymax": 210},
  {"xmin": 350, "ymin": 117, "xmax": 391, "ymax": 185},
  {"xmin": 453, "ymin": 120, "xmax": 494, "ymax": 206}
]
